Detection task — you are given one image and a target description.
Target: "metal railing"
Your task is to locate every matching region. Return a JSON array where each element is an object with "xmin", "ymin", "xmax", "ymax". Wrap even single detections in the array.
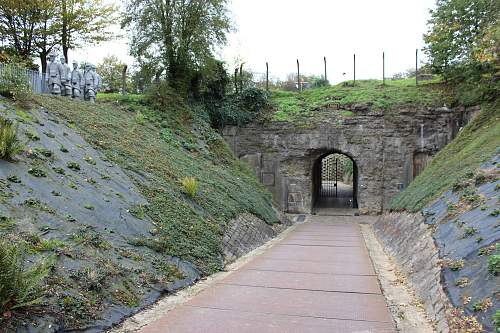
[{"xmin": 0, "ymin": 63, "xmax": 47, "ymax": 94}]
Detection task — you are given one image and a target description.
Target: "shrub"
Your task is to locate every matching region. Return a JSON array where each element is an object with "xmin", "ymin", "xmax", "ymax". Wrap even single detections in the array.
[
  {"xmin": 204, "ymin": 87, "xmax": 271, "ymax": 128},
  {"xmin": 0, "ymin": 117, "xmax": 24, "ymax": 160},
  {"xmin": 0, "ymin": 241, "xmax": 50, "ymax": 315},
  {"xmin": 311, "ymin": 76, "xmax": 329, "ymax": 88},
  {"xmin": 0, "ymin": 65, "xmax": 32, "ymax": 103},
  {"xmin": 181, "ymin": 177, "xmax": 198, "ymax": 197},
  {"xmin": 201, "ymin": 59, "xmax": 229, "ymax": 101},
  {"xmin": 145, "ymin": 81, "xmax": 189, "ymax": 117}
]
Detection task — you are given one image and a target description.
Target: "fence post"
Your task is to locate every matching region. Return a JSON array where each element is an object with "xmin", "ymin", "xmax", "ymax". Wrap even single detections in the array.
[
  {"xmin": 382, "ymin": 52, "xmax": 385, "ymax": 86},
  {"xmin": 324, "ymin": 56, "xmax": 327, "ymax": 81},
  {"xmin": 297, "ymin": 59, "xmax": 301, "ymax": 91},
  {"xmin": 415, "ymin": 49, "xmax": 419, "ymax": 86},
  {"xmin": 239, "ymin": 63, "xmax": 244, "ymax": 92},
  {"xmin": 41, "ymin": 72, "xmax": 47, "ymax": 94},
  {"xmin": 353, "ymin": 54, "xmax": 356, "ymax": 86},
  {"xmin": 266, "ymin": 62, "xmax": 269, "ymax": 92},
  {"xmin": 234, "ymin": 68, "xmax": 239, "ymax": 94},
  {"xmin": 121, "ymin": 65, "xmax": 128, "ymax": 95}
]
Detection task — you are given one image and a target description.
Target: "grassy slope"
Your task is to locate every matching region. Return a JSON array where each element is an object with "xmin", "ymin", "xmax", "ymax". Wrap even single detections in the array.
[
  {"xmin": 390, "ymin": 99, "xmax": 500, "ymax": 212},
  {"xmin": 32, "ymin": 94, "xmax": 278, "ymax": 274},
  {"xmin": 271, "ymin": 78, "xmax": 449, "ymax": 122}
]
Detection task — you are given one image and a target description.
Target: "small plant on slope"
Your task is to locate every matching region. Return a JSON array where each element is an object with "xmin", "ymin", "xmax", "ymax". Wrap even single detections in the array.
[
  {"xmin": 492, "ymin": 310, "xmax": 500, "ymax": 332},
  {"xmin": 0, "ymin": 117, "xmax": 24, "ymax": 160},
  {"xmin": 471, "ymin": 298, "xmax": 493, "ymax": 312},
  {"xmin": 0, "ymin": 240, "xmax": 51, "ymax": 316},
  {"xmin": 448, "ymin": 259, "xmax": 465, "ymax": 271},
  {"xmin": 181, "ymin": 177, "xmax": 198, "ymax": 198},
  {"xmin": 487, "ymin": 246, "xmax": 500, "ymax": 275}
]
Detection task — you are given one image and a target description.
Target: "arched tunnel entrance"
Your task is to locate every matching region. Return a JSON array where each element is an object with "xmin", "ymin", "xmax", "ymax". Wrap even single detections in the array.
[{"xmin": 312, "ymin": 152, "xmax": 358, "ymax": 212}]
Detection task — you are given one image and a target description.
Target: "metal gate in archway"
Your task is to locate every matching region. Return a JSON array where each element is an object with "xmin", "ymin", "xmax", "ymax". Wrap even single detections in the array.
[{"xmin": 315, "ymin": 153, "xmax": 356, "ymax": 208}]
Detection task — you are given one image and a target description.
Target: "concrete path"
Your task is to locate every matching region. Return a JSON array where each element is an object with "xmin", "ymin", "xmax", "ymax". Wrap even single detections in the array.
[{"xmin": 141, "ymin": 216, "xmax": 396, "ymax": 333}]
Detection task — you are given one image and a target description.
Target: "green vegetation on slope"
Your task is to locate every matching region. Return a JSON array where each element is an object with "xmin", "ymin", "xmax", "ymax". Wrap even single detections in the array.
[
  {"xmin": 0, "ymin": 240, "xmax": 51, "ymax": 315},
  {"xmin": 271, "ymin": 78, "xmax": 449, "ymax": 122},
  {"xmin": 0, "ymin": 116, "xmax": 24, "ymax": 160},
  {"xmin": 390, "ymin": 100, "xmax": 500, "ymax": 212},
  {"xmin": 32, "ymin": 94, "xmax": 278, "ymax": 274}
]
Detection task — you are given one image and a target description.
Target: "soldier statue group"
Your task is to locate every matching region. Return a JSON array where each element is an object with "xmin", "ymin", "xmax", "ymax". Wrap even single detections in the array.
[{"xmin": 45, "ymin": 51, "xmax": 101, "ymax": 103}]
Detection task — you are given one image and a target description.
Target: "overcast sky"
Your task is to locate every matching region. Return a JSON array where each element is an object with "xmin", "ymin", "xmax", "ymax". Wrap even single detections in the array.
[{"xmin": 72, "ymin": 0, "xmax": 436, "ymax": 84}]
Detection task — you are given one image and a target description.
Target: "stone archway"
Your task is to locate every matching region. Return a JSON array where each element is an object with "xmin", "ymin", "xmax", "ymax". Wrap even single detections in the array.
[{"xmin": 312, "ymin": 152, "xmax": 358, "ymax": 211}]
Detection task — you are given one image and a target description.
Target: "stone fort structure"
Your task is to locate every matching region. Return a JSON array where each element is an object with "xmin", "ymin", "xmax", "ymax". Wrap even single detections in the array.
[{"xmin": 223, "ymin": 104, "xmax": 480, "ymax": 214}]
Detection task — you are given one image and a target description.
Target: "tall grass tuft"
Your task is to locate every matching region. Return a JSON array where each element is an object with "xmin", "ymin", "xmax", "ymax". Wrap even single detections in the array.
[
  {"xmin": 0, "ymin": 117, "xmax": 24, "ymax": 160},
  {"xmin": 181, "ymin": 177, "xmax": 198, "ymax": 198},
  {"xmin": 0, "ymin": 240, "xmax": 51, "ymax": 315}
]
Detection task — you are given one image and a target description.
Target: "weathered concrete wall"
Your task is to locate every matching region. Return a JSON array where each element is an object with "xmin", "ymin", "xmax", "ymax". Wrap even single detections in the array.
[
  {"xmin": 373, "ymin": 213, "xmax": 452, "ymax": 332},
  {"xmin": 223, "ymin": 105, "xmax": 480, "ymax": 214},
  {"xmin": 222, "ymin": 212, "xmax": 292, "ymax": 264},
  {"xmin": 372, "ymin": 159, "xmax": 499, "ymax": 332}
]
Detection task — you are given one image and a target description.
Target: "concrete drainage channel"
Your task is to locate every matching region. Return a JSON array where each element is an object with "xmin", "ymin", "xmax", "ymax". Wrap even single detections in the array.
[{"xmin": 360, "ymin": 222, "xmax": 436, "ymax": 333}]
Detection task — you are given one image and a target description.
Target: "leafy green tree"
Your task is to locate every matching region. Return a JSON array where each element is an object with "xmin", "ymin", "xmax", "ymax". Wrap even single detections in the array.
[
  {"xmin": 0, "ymin": 0, "xmax": 59, "ymax": 72},
  {"xmin": 0, "ymin": 0, "xmax": 38, "ymax": 61},
  {"xmin": 130, "ymin": 62, "xmax": 157, "ymax": 94},
  {"xmin": 34, "ymin": 1, "xmax": 61, "ymax": 74},
  {"xmin": 122, "ymin": 0, "xmax": 232, "ymax": 92},
  {"xmin": 60, "ymin": 0, "xmax": 117, "ymax": 61},
  {"xmin": 96, "ymin": 55, "xmax": 129, "ymax": 93},
  {"xmin": 424, "ymin": 0, "xmax": 499, "ymax": 79},
  {"xmin": 0, "ymin": 47, "xmax": 39, "ymax": 71},
  {"xmin": 0, "ymin": 0, "xmax": 116, "ymax": 72}
]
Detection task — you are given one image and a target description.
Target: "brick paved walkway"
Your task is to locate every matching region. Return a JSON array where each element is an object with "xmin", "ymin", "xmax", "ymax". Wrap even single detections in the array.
[{"xmin": 142, "ymin": 216, "xmax": 396, "ymax": 333}]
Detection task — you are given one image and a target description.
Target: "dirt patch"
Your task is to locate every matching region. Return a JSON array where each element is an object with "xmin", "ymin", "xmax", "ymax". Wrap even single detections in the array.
[
  {"xmin": 361, "ymin": 224, "xmax": 436, "ymax": 333},
  {"xmin": 109, "ymin": 217, "xmax": 301, "ymax": 332}
]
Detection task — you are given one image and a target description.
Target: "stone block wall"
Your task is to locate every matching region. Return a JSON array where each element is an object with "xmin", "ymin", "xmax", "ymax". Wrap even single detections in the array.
[{"xmin": 223, "ymin": 106, "xmax": 479, "ymax": 214}]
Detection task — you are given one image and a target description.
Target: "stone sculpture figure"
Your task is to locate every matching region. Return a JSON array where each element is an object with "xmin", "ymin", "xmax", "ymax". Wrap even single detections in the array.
[
  {"xmin": 60, "ymin": 56, "xmax": 72, "ymax": 97},
  {"xmin": 45, "ymin": 56, "xmax": 102, "ymax": 102},
  {"xmin": 91, "ymin": 65, "xmax": 101, "ymax": 95},
  {"xmin": 83, "ymin": 64, "xmax": 96, "ymax": 103},
  {"xmin": 71, "ymin": 61, "xmax": 84, "ymax": 99},
  {"xmin": 46, "ymin": 52, "xmax": 64, "ymax": 95}
]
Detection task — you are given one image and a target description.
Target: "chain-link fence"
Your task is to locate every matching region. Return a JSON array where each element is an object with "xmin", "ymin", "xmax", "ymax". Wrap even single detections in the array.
[{"xmin": 0, "ymin": 63, "xmax": 47, "ymax": 94}]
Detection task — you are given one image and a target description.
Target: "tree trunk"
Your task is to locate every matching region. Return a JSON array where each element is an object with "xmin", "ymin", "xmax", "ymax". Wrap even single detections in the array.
[
  {"xmin": 62, "ymin": 0, "xmax": 68, "ymax": 61},
  {"xmin": 63, "ymin": 45, "xmax": 69, "ymax": 62},
  {"xmin": 40, "ymin": 53, "xmax": 48, "ymax": 74}
]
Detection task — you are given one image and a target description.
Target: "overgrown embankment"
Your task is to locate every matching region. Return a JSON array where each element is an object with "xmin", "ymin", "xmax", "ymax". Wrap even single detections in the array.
[
  {"xmin": 270, "ymin": 79, "xmax": 450, "ymax": 122},
  {"xmin": 374, "ymin": 100, "xmax": 500, "ymax": 332},
  {"xmin": 0, "ymin": 93, "xmax": 283, "ymax": 332},
  {"xmin": 34, "ymin": 93, "xmax": 280, "ymax": 272}
]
